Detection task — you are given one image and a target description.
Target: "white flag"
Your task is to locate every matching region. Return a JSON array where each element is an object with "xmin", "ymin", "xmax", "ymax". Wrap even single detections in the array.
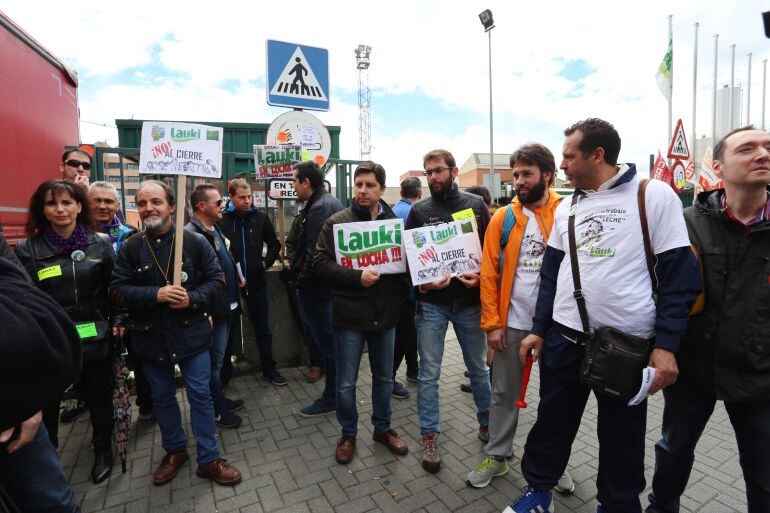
[{"xmin": 656, "ymin": 38, "xmax": 673, "ymax": 102}]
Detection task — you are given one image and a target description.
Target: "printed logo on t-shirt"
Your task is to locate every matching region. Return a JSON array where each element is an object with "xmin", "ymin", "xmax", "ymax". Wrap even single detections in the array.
[
  {"xmin": 520, "ymin": 233, "xmax": 545, "ymax": 272},
  {"xmin": 576, "ymin": 208, "xmax": 629, "ymax": 258}
]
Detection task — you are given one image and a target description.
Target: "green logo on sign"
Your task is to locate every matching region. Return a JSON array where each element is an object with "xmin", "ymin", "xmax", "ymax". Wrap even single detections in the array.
[
  {"xmin": 337, "ymin": 224, "xmax": 402, "ymax": 257},
  {"xmin": 206, "ymin": 130, "xmax": 219, "ymax": 141},
  {"xmin": 170, "ymin": 128, "xmax": 201, "ymax": 142}
]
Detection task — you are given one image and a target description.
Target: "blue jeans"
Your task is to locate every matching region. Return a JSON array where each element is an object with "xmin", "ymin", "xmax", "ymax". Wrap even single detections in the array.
[
  {"xmin": 649, "ymin": 380, "xmax": 770, "ymax": 513},
  {"xmin": 245, "ymin": 285, "xmax": 276, "ymax": 375},
  {"xmin": 0, "ymin": 424, "xmax": 80, "ymax": 513},
  {"xmin": 210, "ymin": 318, "xmax": 233, "ymax": 417},
  {"xmin": 297, "ymin": 287, "xmax": 336, "ymax": 406},
  {"xmin": 521, "ymin": 330, "xmax": 646, "ymax": 513},
  {"xmin": 335, "ymin": 327, "xmax": 395, "ymax": 437},
  {"xmin": 415, "ymin": 301, "xmax": 490, "ymax": 435},
  {"xmin": 142, "ymin": 350, "xmax": 220, "ymax": 465}
]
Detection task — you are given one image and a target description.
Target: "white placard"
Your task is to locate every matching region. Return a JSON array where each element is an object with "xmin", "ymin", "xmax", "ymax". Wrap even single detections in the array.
[
  {"xmin": 268, "ymin": 179, "xmax": 298, "ymax": 200},
  {"xmin": 333, "ymin": 219, "xmax": 406, "ymax": 274},
  {"xmin": 139, "ymin": 122, "xmax": 223, "ymax": 178},
  {"xmin": 404, "ymin": 220, "xmax": 482, "ymax": 286},
  {"xmin": 300, "ymin": 124, "xmax": 316, "ymax": 146}
]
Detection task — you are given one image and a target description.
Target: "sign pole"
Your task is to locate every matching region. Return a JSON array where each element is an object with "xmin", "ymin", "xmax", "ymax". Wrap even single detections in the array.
[
  {"xmin": 277, "ymin": 199, "xmax": 286, "ymax": 265},
  {"xmin": 172, "ymin": 177, "xmax": 187, "ymax": 285}
]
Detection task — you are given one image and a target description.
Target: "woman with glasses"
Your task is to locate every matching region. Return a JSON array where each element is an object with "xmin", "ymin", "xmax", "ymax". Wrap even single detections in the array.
[
  {"xmin": 15, "ymin": 180, "xmax": 118, "ymax": 484},
  {"xmin": 60, "ymin": 148, "xmax": 93, "ymax": 188}
]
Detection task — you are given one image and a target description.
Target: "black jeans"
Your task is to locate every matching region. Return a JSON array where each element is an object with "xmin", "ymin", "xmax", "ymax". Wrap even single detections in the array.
[
  {"xmin": 521, "ymin": 330, "xmax": 647, "ymax": 513},
  {"xmin": 392, "ymin": 298, "xmax": 418, "ymax": 378},
  {"xmin": 244, "ymin": 285, "xmax": 276, "ymax": 375},
  {"xmin": 648, "ymin": 380, "xmax": 770, "ymax": 513}
]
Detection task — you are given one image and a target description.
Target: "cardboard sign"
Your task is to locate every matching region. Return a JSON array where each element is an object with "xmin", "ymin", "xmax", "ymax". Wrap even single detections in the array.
[
  {"xmin": 268, "ymin": 179, "xmax": 298, "ymax": 200},
  {"xmin": 333, "ymin": 219, "xmax": 406, "ymax": 274},
  {"xmin": 139, "ymin": 122, "xmax": 223, "ymax": 178},
  {"xmin": 404, "ymin": 220, "xmax": 482, "ymax": 286},
  {"xmin": 255, "ymin": 144, "xmax": 302, "ymax": 179}
]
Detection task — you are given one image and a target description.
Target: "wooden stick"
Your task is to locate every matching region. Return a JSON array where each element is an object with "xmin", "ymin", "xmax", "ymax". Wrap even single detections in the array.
[
  {"xmin": 277, "ymin": 199, "xmax": 286, "ymax": 267},
  {"xmin": 172, "ymin": 177, "xmax": 186, "ymax": 285}
]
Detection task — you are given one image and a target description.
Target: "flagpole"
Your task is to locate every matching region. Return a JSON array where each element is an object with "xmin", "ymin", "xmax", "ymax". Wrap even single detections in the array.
[
  {"xmin": 668, "ymin": 14, "xmax": 674, "ymax": 145},
  {"xmin": 712, "ymin": 34, "xmax": 719, "ymax": 143},
  {"xmin": 728, "ymin": 45, "xmax": 735, "ymax": 130},
  {"xmin": 692, "ymin": 22, "xmax": 699, "ymax": 177},
  {"xmin": 747, "ymin": 53, "xmax": 753, "ymax": 125}
]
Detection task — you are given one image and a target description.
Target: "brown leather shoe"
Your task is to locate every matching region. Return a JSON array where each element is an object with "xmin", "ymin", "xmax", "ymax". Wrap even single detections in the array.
[
  {"xmin": 373, "ymin": 429, "xmax": 408, "ymax": 455},
  {"xmin": 196, "ymin": 458, "xmax": 242, "ymax": 486},
  {"xmin": 153, "ymin": 450, "xmax": 189, "ymax": 486},
  {"xmin": 335, "ymin": 436, "xmax": 356, "ymax": 464},
  {"xmin": 306, "ymin": 367, "xmax": 323, "ymax": 383}
]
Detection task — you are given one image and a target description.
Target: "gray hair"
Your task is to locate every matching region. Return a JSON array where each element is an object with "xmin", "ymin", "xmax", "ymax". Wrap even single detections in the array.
[{"xmin": 89, "ymin": 181, "xmax": 120, "ymax": 203}]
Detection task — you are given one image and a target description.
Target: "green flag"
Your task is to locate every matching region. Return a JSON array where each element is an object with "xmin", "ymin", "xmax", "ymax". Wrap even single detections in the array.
[{"xmin": 656, "ymin": 38, "xmax": 673, "ymax": 102}]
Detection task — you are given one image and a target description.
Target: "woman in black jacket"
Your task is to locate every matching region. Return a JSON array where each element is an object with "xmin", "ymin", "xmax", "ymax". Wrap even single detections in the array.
[{"xmin": 15, "ymin": 180, "xmax": 117, "ymax": 484}]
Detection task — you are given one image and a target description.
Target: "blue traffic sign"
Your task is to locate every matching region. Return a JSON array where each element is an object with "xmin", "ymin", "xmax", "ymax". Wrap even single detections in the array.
[{"xmin": 266, "ymin": 40, "xmax": 330, "ymax": 111}]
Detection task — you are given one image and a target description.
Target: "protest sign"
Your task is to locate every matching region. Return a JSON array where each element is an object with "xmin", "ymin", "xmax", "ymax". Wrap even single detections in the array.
[
  {"xmin": 334, "ymin": 219, "xmax": 406, "ymax": 274},
  {"xmin": 404, "ymin": 220, "xmax": 482, "ymax": 286},
  {"xmin": 139, "ymin": 122, "xmax": 222, "ymax": 178},
  {"xmin": 254, "ymin": 144, "xmax": 302, "ymax": 179}
]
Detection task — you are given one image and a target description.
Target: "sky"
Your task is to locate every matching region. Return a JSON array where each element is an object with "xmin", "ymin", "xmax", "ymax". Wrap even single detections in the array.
[{"xmin": 3, "ymin": 0, "xmax": 768, "ymax": 185}]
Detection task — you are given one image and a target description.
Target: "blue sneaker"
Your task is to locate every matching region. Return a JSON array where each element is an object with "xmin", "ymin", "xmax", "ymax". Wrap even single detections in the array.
[
  {"xmin": 299, "ymin": 399, "xmax": 335, "ymax": 418},
  {"xmin": 392, "ymin": 381, "xmax": 410, "ymax": 399},
  {"xmin": 225, "ymin": 398, "xmax": 244, "ymax": 413},
  {"xmin": 502, "ymin": 487, "xmax": 554, "ymax": 513}
]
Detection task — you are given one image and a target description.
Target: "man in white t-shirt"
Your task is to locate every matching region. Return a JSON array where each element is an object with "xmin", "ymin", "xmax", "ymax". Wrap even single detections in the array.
[
  {"xmin": 503, "ymin": 119, "xmax": 702, "ymax": 513},
  {"xmin": 466, "ymin": 143, "xmax": 573, "ymax": 491}
]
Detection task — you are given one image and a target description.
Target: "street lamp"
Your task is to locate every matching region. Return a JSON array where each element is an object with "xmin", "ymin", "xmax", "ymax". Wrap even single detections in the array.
[{"xmin": 479, "ymin": 9, "xmax": 496, "ymax": 198}]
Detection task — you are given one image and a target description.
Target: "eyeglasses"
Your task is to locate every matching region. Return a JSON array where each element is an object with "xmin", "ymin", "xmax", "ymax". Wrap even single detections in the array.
[
  {"xmin": 199, "ymin": 199, "xmax": 224, "ymax": 207},
  {"xmin": 424, "ymin": 167, "xmax": 451, "ymax": 177},
  {"xmin": 64, "ymin": 159, "xmax": 92, "ymax": 170}
]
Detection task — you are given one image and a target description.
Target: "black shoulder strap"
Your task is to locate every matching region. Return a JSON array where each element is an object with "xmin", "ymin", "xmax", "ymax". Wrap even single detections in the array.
[{"xmin": 567, "ymin": 193, "xmax": 591, "ymax": 337}]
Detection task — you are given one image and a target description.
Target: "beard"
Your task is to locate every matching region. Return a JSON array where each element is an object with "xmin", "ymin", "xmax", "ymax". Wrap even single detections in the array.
[
  {"xmin": 143, "ymin": 216, "xmax": 167, "ymax": 232},
  {"xmin": 430, "ymin": 175, "xmax": 454, "ymax": 196},
  {"xmin": 517, "ymin": 177, "xmax": 547, "ymax": 205}
]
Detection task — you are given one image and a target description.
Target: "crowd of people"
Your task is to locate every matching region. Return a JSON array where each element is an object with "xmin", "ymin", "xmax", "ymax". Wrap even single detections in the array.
[{"xmin": 0, "ymin": 118, "xmax": 768, "ymax": 513}]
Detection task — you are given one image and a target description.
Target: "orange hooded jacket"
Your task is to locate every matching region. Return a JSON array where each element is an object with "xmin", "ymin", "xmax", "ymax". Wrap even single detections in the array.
[{"xmin": 480, "ymin": 189, "xmax": 563, "ymax": 332}]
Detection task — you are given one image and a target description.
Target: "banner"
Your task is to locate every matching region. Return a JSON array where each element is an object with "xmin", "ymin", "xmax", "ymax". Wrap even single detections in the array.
[
  {"xmin": 254, "ymin": 144, "xmax": 302, "ymax": 179},
  {"xmin": 333, "ymin": 219, "xmax": 406, "ymax": 274},
  {"xmin": 139, "ymin": 122, "xmax": 222, "ymax": 178},
  {"xmin": 698, "ymin": 146, "xmax": 723, "ymax": 192},
  {"xmin": 404, "ymin": 220, "xmax": 482, "ymax": 286},
  {"xmin": 651, "ymin": 151, "xmax": 670, "ymax": 182}
]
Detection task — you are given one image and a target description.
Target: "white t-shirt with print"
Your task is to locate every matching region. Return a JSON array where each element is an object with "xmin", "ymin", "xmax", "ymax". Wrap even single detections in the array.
[
  {"xmin": 549, "ymin": 175, "xmax": 690, "ymax": 338},
  {"xmin": 507, "ymin": 207, "xmax": 546, "ymax": 330}
]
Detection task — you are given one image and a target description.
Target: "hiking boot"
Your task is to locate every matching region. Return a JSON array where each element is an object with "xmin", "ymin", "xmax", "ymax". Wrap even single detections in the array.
[
  {"xmin": 392, "ymin": 381, "xmax": 410, "ymax": 399},
  {"xmin": 421, "ymin": 433, "xmax": 441, "ymax": 473},
  {"xmin": 225, "ymin": 398, "xmax": 244, "ymax": 413},
  {"xmin": 306, "ymin": 367, "xmax": 323, "ymax": 383},
  {"xmin": 299, "ymin": 399, "xmax": 335, "ymax": 418},
  {"xmin": 216, "ymin": 412, "xmax": 243, "ymax": 429},
  {"xmin": 335, "ymin": 436, "xmax": 356, "ymax": 464},
  {"xmin": 196, "ymin": 458, "xmax": 242, "ymax": 486},
  {"xmin": 60, "ymin": 399, "xmax": 87, "ymax": 423},
  {"xmin": 466, "ymin": 456, "xmax": 508, "ymax": 488},
  {"xmin": 478, "ymin": 425, "xmax": 490, "ymax": 443},
  {"xmin": 372, "ymin": 429, "xmax": 408, "ymax": 455},
  {"xmin": 503, "ymin": 487, "xmax": 554, "ymax": 513},
  {"xmin": 554, "ymin": 471, "xmax": 575, "ymax": 494},
  {"xmin": 266, "ymin": 371, "xmax": 287, "ymax": 386}
]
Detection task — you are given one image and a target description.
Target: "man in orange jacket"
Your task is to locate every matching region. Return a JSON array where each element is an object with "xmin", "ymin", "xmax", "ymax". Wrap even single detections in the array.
[{"xmin": 466, "ymin": 143, "xmax": 572, "ymax": 491}]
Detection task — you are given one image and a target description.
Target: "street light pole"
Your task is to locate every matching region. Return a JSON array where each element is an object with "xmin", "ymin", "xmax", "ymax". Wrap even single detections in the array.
[{"xmin": 479, "ymin": 9, "xmax": 495, "ymax": 198}]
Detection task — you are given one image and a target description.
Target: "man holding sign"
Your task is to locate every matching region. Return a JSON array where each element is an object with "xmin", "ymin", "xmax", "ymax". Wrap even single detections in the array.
[
  {"xmin": 313, "ymin": 162, "xmax": 410, "ymax": 465},
  {"xmin": 404, "ymin": 149, "xmax": 491, "ymax": 473}
]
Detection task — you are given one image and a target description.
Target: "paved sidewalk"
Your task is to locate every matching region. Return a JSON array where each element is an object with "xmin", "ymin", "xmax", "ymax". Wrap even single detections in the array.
[{"xmin": 59, "ymin": 330, "xmax": 747, "ymax": 513}]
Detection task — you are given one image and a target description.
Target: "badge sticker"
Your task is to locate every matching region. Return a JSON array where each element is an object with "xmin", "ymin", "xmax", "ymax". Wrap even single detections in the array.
[
  {"xmin": 181, "ymin": 271, "xmax": 189, "ymax": 283},
  {"xmin": 71, "ymin": 250, "xmax": 86, "ymax": 262},
  {"xmin": 75, "ymin": 322, "xmax": 97, "ymax": 339},
  {"xmin": 451, "ymin": 208, "xmax": 475, "ymax": 221},
  {"xmin": 37, "ymin": 265, "xmax": 62, "ymax": 281}
]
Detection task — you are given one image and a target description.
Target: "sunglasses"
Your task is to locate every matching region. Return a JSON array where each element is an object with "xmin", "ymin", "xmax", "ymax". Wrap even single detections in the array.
[
  {"xmin": 64, "ymin": 159, "xmax": 92, "ymax": 170},
  {"xmin": 199, "ymin": 199, "xmax": 224, "ymax": 207}
]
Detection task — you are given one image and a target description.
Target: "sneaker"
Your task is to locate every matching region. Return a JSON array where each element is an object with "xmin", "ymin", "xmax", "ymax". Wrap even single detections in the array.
[
  {"xmin": 266, "ymin": 371, "xmax": 287, "ymax": 386},
  {"xmin": 137, "ymin": 406, "xmax": 155, "ymax": 421},
  {"xmin": 225, "ymin": 398, "xmax": 244, "ymax": 413},
  {"xmin": 460, "ymin": 383, "xmax": 472, "ymax": 393},
  {"xmin": 60, "ymin": 399, "xmax": 87, "ymax": 423},
  {"xmin": 421, "ymin": 433, "xmax": 441, "ymax": 473},
  {"xmin": 299, "ymin": 399, "xmax": 335, "ymax": 418},
  {"xmin": 502, "ymin": 487, "xmax": 554, "ymax": 513},
  {"xmin": 392, "ymin": 381, "xmax": 410, "ymax": 399},
  {"xmin": 466, "ymin": 456, "xmax": 509, "ymax": 488},
  {"xmin": 554, "ymin": 471, "xmax": 575, "ymax": 494},
  {"xmin": 478, "ymin": 425, "xmax": 490, "ymax": 443},
  {"xmin": 215, "ymin": 412, "xmax": 243, "ymax": 429},
  {"xmin": 406, "ymin": 372, "xmax": 418, "ymax": 384}
]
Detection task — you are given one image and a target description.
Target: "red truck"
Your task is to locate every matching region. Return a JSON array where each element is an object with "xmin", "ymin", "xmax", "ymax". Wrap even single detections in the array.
[{"xmin": 0, "ymin": 9, "xmax": 80, "ymax": 244}]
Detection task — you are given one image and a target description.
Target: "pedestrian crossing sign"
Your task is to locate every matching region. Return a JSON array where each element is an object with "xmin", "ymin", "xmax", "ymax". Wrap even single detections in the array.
[
  {"xmin": 667, "ymin": 118, "xmax": 690, "ymax": 160},
  {"xmin": 267, "ymin": 40, "xmax": 329, "ymax": 111}
]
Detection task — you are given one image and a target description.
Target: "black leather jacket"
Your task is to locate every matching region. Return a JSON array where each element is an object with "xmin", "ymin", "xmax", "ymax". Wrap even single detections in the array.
[
  {"xmin": 405, "ymin": 184, "xmax": 490, "ymax": 308},
  {"xmin": 291, "ymin": 187, "xmax": 344, "ymax": 289},
  {"xmin": 15, "ymin": 230, "xmax": 116, "ymax": 326}
]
